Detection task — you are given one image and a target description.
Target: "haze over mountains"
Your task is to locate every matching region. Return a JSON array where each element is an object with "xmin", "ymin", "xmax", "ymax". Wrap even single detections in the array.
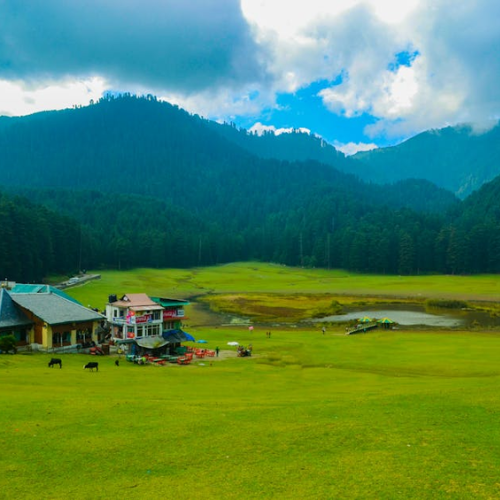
[{"xmin": 0, "ymin": 94, "xmax": 499, "ymax": 280}]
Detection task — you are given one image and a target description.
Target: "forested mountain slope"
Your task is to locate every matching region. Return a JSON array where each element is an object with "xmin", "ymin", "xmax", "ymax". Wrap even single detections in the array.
[
  {"xmin": 0, "ymin": 95, "xmax": 455, "ymax": 216},
  {"xmin": 2, "ymin": 95, "xmax": 498, "ymax": 278},
  {"xmin": 0, "ymin": 191, "xmax": 81, "ymax": 281},
  {"xmin": 207, "ymin": 120, "xmax": 375, "ymax": 180},
  {"xmin": 352, "ymin": 123, "xmax": 500, "ymax": 198}
]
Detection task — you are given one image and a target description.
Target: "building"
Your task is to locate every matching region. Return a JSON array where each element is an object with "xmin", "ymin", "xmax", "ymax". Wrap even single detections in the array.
[
  {"xmin": 0, "ymin": 287, "xmax": 104, "ymax": 350},
  {"xmin": 106, "ymin": 293, "xmax": 189, "ymax": 340},
  {"xmin": 151, "ymin": 296, "xmax": 190, "ymax": 331},
  {"xmin": 0, "ymin": 289, "xmax": 32, "ymax": 346}
]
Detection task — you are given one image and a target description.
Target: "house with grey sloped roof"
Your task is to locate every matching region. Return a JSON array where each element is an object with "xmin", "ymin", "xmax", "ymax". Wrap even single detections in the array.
[
  {"xmin": 10, "ymin": 284, "xmax": 82, "ymax": 305},
  {"xmin": 0, "ymin": 289, "xmax": 33, "ymax": 345},
  {"xmin": 10, "ymin": 292, "xmax": 104, "ymax": 350}
]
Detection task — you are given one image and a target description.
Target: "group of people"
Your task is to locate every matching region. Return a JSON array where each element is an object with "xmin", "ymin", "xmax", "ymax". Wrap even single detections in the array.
[{"xmin": 237, "ymin": 344, "xmax": 253, "ymax": 357}]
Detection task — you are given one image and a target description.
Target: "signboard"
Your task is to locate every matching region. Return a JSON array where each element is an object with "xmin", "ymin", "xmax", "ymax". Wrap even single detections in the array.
[
  {"xmin": 163, "ymin": 309, "xmax": 184, "ymax": 319},
  {"xmin": 135, "ymin": 314, "xmax": 152, "ymax": 324}
]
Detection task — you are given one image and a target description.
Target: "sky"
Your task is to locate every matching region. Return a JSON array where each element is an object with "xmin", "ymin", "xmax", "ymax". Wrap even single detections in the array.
[{"xmin": 0, "ymin": 0, "xmax": 499, "ymax": 154}]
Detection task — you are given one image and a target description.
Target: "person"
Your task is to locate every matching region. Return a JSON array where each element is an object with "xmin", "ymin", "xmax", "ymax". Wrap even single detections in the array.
[
  {"xmin": 215, "ymin": 346, "xmax": 220, "ymax": 357},
  {"xmin": 322, "ymin": 326, "xmax": 326, "ymax": 335}
]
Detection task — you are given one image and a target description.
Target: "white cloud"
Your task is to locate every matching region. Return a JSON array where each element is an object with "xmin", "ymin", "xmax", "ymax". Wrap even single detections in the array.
[
  {"xmin": 0, "ymin": 0, "xmax": 498, "ymax": 143},
  {"xmin": 242, "ymin": 0, "xmax": 500, "ymax": 139},
  {"xmin": 0, "ymin": 77, "xmax": 107, "ymax": 117},
  {"xmin": 334, "ymin": 141, "xmax": 378, "ymax": 156},
  {"xmin": 249, "ymin": 122, "xmax": 311, "ymax": 136}
]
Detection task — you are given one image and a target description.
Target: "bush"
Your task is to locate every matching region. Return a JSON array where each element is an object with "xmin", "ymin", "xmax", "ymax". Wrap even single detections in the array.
[
  {"xmin": 425, "ymin": 299, "xmax": 468, "ymax": 309},
  {"xmin": 0, "ymin": 334, "xmax": 17, "ymax": 354}
]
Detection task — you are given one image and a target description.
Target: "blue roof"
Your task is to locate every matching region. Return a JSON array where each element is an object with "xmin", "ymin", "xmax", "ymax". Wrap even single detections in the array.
[
  {"xmin": 0, "ymin": 289, "xmax": 32, "ymax": 329},
  {"xmin": 11, "ymin": 284, "xmax": 82, "ymax": 305}
]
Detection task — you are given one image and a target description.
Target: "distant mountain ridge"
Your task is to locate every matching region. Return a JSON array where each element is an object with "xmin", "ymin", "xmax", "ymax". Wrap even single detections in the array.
[
  {"xmin": 4, "ymin": 95, "xmax": 500, "ymax": 278},
  {"xmin": 352, "ymin": 123, "xmax": 500, "ymax": 198},
  {"xmin": 0, "ymin": 95, "xmax": 455, "ymax": 215},
  {"xmin": 206, "ymin": 120, "xmax": 376, "ymax": 180}
]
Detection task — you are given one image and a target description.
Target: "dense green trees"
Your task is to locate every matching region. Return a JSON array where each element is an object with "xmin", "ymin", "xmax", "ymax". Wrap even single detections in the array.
[
  {"xmin": 0, "ymin": 193, "xmax": 80, "ymax": 281},
  {"xmin": 0, "ymin": 95, "xmax": 499, "ymax": 280}
]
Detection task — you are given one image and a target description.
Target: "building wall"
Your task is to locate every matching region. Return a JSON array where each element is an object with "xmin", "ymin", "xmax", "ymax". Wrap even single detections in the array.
[{"xmin": 15, "ymin": 306, "xmax": 99, "ymax": 349}]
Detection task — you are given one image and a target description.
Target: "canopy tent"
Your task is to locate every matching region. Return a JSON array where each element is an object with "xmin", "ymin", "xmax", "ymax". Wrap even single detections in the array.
[
  {"xmin": 162, "ymin": 329, "xmax": 195, "ymax": 343},
  {"xmin": 135, "ymin": 335, "xmax": 169, "ymax": 349},
  {"xmin": 358, "ymin": 316, "xmax": 373, "ymax": 323},
  {"xmin": 377, "ymin": 317, "xmax": 395, "ymax": 329},
  {"xmin": 377, "ymin": 317, "xmax": 394, "ymax": 324}
]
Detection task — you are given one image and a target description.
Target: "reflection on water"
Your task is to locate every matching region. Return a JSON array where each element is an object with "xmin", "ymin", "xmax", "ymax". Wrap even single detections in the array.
[{"xmin": 312, "ymin": 304, "xmax": 500, "ymax": 328}]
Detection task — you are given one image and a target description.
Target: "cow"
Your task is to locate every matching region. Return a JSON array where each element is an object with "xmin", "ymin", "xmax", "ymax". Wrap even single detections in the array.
[
  {"xmin": 83, "ymin": 362, "xmax": 99, "ymax": 371},
  {"xmin": 48, "ymin": 358, "xmax": 62, "ymax": 368}
]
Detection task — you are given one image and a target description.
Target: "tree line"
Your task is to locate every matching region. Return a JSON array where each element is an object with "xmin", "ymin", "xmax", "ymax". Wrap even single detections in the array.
[{"xmin": 1, "ymin": 95, "xmax": 499, "ymax": 279}]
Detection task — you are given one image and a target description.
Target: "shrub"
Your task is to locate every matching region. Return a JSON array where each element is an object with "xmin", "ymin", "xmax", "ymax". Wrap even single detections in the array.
[
  {"xmin": 425, "ymin": 299, "xmax": 468, "ymax": 309},
  {"xmin": 0, "ymin": 334, "xmax": 17, "ymax": 354}
]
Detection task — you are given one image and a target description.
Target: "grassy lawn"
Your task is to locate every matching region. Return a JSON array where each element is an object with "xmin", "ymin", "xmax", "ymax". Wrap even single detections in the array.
[
  {"xmin": 2, "ymin": 327, "xmax": 500, "ymax": 499},
  {"xmin": 65, "ymin": 262, "xmax": 500, "ymax": 325},
  {"xmin": 4, "ymin": 263, "xmax": 498, "ymax": 498}
]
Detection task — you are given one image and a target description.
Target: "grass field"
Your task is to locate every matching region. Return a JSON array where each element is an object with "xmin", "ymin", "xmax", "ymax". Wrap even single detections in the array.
[
  {"xmin": 65, "ymin": 262, "xmax": 500, "ymax": 325},
  {"xmin": 2, "ymin": 263, "xmax": 500, "ymax": 499},
  {"xmin": 3, "ymin": 328, "xmax": 500, "ymax": 499}
]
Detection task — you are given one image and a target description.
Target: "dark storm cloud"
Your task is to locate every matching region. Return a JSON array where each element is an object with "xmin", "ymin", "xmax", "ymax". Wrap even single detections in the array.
[{"xmin": 0, "ymin": 0, "xmax": 264, "ymax": 91}]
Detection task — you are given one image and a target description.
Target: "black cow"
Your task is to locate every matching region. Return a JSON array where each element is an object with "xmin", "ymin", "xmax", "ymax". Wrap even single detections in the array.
[
  {"xmin": 83, "ymin": 362, "xmax": 99, "ymax": 371},
  {"xmin": 48, "ymin": 358, "xmax": 62, "ymax": 368}
]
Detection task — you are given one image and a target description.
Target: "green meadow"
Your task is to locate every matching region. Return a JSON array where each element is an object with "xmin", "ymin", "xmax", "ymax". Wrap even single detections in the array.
[{"xmin": 3, "ymin": 263, "xmax": 500, "ymax": 499}]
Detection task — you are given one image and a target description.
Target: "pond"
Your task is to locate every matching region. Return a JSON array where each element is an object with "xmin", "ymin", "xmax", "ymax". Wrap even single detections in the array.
[{"xmin": 310, "ymin": 304, "xmax": 500, "ymax": 328}]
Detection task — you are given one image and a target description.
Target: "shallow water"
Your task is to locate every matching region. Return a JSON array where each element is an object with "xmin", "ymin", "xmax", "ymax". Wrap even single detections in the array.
[
  {"xmin": 312, "ymin": 303, "xmax": 500, "ymax": 328},
  {"xmin": 314, "ymin": 309, "xmax": 462, "ymax": 327}
]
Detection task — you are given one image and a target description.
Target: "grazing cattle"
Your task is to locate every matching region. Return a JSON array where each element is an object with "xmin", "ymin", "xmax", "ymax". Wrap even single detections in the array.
[
  {"xmin": 48, "ymin": 358, "xmax": 62, "ymax": 368},
  {"xmin": 83, "ymin": 362, "xmax": 99, "ymax": 371}
]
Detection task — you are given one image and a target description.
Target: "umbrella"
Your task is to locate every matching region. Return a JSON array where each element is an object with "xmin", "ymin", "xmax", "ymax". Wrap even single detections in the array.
[
  {"xmin": 227, "ymin": 341, "xmax": 239, "ymax": 346},
  {"xmin": 197, "ymin": 340, "xmax": 208, "ymax": 343},
  {"xmin": 377, "ymin": 317, "xmax": 394, "ymax": 324},
  {"xmin": 358, "ymin": 316, "xmax": 373, "ymax": 323}
]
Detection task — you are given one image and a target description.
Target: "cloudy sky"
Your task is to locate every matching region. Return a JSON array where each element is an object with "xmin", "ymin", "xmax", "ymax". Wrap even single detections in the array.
[{"xmin": 1, "ymin": 0, "xmax": 498, "ymax": 154}]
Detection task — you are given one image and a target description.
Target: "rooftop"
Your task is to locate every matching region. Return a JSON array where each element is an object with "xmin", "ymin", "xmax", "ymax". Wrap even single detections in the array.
[
  {"xmin": 12, "ymin": 293, "xmax": 104, "ymax": 326},
  {"xmin": 0, "ymin": 289, "xmax": 32, "ymax": 328}
]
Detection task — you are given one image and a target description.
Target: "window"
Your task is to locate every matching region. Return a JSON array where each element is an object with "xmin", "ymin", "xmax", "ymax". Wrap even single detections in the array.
[{"xmin": 144, "ymin": 324, "xmax": 161, "ymax": 336}]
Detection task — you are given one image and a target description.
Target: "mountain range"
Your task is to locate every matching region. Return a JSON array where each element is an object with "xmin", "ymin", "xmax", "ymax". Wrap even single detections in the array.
[
  {"xmin": 0, "ymin": 94, "xmax": 499, "ymax": 279},
  {"xmin": 353, "ymin": 124, "xmax": 500, "ymax": 198}
]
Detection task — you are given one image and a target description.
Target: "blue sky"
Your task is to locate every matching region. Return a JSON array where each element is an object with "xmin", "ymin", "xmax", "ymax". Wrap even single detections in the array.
[{"xmin": 0, "ymin": 0, "xmax": 499, "ymax": 154}]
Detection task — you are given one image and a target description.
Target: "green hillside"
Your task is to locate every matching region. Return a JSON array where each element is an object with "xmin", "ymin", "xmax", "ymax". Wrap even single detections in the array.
[
  {"xmin": 353, "ymin": 123, "xmax": 500, "ymax": 197},
  {"xmin": 1, "ymin": 95, "xmax": 500, "ymax": 278}
]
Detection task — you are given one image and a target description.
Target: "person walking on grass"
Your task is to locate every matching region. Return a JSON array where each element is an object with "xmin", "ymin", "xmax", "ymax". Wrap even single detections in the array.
[
  {"xmin": 215, "ymin": 346, "xmax": 220, "ymax": 357},
  {"xmin": 322, "ymin": 326, "xmax": 326, "ymax": 335}
]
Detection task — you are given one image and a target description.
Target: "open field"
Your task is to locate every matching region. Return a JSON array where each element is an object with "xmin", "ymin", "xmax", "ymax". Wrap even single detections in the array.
[
  {"xmin": 3, "ymin": 327, "xmax": 500, "ymax": 499},
  {"xmin": 3, "ymin": 264, "xmax": 499, "ymax": 498},
  {"xmin": 63, "ymin": 262, "xmax": 500, "ymax": 325}
]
